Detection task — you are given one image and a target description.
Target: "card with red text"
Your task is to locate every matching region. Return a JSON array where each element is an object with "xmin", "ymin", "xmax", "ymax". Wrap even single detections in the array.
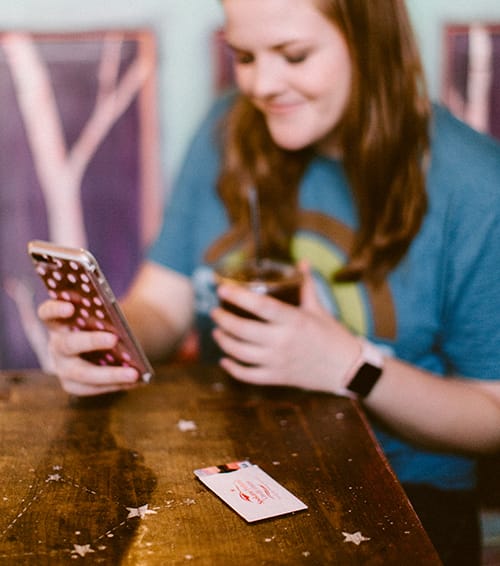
[{"xmin": 194, "ymin": 460, "xmax": 307, "ymax": 522}]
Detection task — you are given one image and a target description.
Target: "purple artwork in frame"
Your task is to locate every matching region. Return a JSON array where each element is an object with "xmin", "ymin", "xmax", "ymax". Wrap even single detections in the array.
[
  {"xmin": 0, "ymin": 30, "xmax": 161, "ymax": 369},
  {"xmin": 442, "ymin": 23, "xmax": 500, "ymax": 141},
  {"xmin": 213, "ymin": 28, "xmax": 235, "ymax": 93}
]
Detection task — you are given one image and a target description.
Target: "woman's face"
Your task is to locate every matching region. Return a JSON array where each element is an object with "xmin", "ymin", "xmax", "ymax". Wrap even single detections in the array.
[{"xmin": 223, "ymin": 0, "xmax": 352, "ymax": 154}]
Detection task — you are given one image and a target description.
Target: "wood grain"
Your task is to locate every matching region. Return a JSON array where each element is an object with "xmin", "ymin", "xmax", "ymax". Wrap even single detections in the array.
[{"xmin": 0, "ymin": 365, "xmax": 441, "ymax": 565}]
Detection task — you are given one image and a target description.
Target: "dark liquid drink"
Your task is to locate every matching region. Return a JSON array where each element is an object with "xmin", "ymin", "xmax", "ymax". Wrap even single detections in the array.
[{"xmin": 215, "ymin": 258, "xmax": 302, "ymax": 320}]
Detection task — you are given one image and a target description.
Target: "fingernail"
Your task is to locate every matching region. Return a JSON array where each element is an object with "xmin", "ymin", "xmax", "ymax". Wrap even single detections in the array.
[
  {"xmin": 123, "ymin": 368, "xmax": 138, "ymax": 381},
  {"xmin": 103, "ymin": 333, "xmax": 118, "ymax": 346}
]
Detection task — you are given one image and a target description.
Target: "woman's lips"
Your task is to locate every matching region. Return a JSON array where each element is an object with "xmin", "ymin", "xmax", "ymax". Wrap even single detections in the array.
[{"xmin": 255, "ymin": 99, "xmax": 304, "ymax": 116}]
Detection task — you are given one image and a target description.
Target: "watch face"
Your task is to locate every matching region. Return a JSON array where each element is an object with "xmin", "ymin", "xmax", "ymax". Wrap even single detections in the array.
[{"xmin": 347, "ymin": 363, "xmax": 382, "ymax": 397}]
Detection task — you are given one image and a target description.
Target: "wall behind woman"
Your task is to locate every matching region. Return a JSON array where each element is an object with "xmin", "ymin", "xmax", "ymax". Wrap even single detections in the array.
[
  {"xmin": 1, "ymin": 0, "xmax": 499, "ymax": 186},
  {"xmin": 406, "ymin": 0, "xmax": 500, "ymax": 99},
  {"xmin": 0, "ymin": 0, "xmax": 224, "ymax": 190}
]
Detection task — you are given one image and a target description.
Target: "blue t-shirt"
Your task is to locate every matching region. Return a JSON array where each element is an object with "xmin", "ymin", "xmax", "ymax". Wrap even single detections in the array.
[{"xmin": 149, "ymin": 96, "xmax": 500, "ymax": 491}]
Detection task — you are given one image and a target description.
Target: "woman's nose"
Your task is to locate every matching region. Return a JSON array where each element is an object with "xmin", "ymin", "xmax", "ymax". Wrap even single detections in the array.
[{"xmin": 247, "ymin": 58, "xmax": 283, "ymax": 98}]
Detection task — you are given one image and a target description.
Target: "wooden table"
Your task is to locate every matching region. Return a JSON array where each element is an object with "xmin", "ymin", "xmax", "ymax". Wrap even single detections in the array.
[{"xmin": 0, "ymin": 364, "xmax": 441, "ymax": 565}]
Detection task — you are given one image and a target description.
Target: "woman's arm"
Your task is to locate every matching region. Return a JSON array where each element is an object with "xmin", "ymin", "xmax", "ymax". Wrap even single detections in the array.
[
  {"xmin": 211, "ymin": 266, "xmax": 500, "ymax": 456},
  {"xmin": 120, "ymin": 261, "xmax": 194, "ymax": 362},
  {"xmin": 363, "ymin": 357, "xmax": 500, "ymax": 455}
]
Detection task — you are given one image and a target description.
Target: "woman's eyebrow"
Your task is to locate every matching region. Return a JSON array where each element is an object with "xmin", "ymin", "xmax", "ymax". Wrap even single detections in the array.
[{"xmin": 225, "ymin": 39, "xmax": 307, "ymax": 53}]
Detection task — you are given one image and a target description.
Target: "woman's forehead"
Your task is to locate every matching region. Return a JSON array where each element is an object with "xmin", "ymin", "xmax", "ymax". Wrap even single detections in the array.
[{"xmin": 222, "ymin": 0, "xmax": 334, "ymax": 48}]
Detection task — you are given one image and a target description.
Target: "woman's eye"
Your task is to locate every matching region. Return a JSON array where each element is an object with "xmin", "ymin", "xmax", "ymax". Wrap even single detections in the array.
[
  {"xmin": 233, "ymin": 51, "xmax": 254, "ymax": 65},
  {"xmin": 285, "ymin": 52, "xmax": 308, "ymax": 64}
]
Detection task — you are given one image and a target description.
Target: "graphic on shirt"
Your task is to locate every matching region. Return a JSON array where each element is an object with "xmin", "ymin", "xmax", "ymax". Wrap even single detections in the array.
[
  {"xmin": 292, "ymin": 233, "xmax": 366, "ymax": 335},
  {"xmin": 203, "ymin": 209, "xmax": 397, "ymax": 341}
]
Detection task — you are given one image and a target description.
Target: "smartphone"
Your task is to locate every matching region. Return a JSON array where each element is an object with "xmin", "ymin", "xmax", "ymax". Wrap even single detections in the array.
[{"xmin": 28, "ymin": 240, "xmax": 153, "ymax": 383}]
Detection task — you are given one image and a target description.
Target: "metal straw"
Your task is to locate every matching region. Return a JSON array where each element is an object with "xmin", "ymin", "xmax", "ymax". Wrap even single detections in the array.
[{"xmin": 248, "ymin": 186, "xmax": 262, "ymax": 266}]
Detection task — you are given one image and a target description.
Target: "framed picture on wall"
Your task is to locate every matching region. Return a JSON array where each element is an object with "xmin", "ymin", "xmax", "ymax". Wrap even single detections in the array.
[
  {"xmin": 442, "ymin": 23, "xmax": 500, "ymax": 141},
  {"xmin": 0, "ymin": 29, "xmax": 161, "ymax": 369},
  {"xmin": 213, "ymin": 28, "xmax": 235, "ymax": 93}
]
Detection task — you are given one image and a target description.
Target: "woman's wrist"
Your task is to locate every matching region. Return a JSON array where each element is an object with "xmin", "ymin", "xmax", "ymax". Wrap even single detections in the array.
[{"xmin": 336, "ymin": 338, "xmax": 385, "ymax": 399}]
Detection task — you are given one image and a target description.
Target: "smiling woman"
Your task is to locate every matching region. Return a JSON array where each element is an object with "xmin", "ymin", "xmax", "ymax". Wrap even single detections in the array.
[
  {"xmin": 218, "ymin": 0, "xmax": 429, "ymax": 282},
  {"xmin": 223, "ymin": 0, "xmax": 352, "ymax": 153},
  {"xmin": 35, "ymin": 2, "xmax": 500, "ymax": 565}
]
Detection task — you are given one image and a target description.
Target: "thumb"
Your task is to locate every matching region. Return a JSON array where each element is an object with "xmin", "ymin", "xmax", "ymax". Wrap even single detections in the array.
[{"xmin": 297, "ymin": 260, "xmax": 324, "ymax": 312}]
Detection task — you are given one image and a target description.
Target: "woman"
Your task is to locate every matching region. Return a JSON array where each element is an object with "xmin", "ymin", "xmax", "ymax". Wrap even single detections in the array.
[{"xmin": 39, "ymin": 1, "xmax": 500, "ymax": 563}]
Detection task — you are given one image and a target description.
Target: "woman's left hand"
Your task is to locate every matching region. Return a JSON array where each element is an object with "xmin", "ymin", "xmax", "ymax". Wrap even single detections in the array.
[{"xmin": 211, "ymin": 264, "xmax": 359, "ymax": 393}]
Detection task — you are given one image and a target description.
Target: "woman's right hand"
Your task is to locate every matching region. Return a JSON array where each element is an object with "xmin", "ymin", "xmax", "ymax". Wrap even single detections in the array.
[{"xmin": 38, "ymin": 299, "xmax": 140, "ymax": 396}]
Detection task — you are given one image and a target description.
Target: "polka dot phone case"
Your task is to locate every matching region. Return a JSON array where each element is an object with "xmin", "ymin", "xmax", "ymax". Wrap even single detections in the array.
[{"xmin": 28, "ymin": 240, "xmax": 153, "ymax": 383}]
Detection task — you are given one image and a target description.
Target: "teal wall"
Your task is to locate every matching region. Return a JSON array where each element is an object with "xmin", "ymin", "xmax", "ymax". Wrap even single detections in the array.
[{"xmin": 1, "ymin": 0, "xmax": 499, "ymax": 185}]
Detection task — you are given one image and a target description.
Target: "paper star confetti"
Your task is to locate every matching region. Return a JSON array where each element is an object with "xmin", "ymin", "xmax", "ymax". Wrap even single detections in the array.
[
  {"xmin": 342, "ymin": 531, "xmax": 371, "ymax": 545},
  {"xmin": 72, "ymin": 544, "xmax": 95, "ymax": 557},
  {"xmin": 126, "ymin": 504, "xmax": 158, "ymax": 519},
  {"xmin": 177, "ymin": 419, "xmax": 197, "ymax": 432},
  {"xmin": 46, "ymin": 473, "xmax": 62, "ymax": 483}
]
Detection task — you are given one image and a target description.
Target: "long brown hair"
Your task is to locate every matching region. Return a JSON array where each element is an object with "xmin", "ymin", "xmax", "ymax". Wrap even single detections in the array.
[{"xmin": 217, "ymin": 0, "xmax": 430, "ymax": 283}]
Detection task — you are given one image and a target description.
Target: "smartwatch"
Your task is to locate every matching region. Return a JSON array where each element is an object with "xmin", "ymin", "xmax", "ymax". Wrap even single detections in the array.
[{"xmin": 343, "ymin": 338, "xmax": 384, "ymax": 398}]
